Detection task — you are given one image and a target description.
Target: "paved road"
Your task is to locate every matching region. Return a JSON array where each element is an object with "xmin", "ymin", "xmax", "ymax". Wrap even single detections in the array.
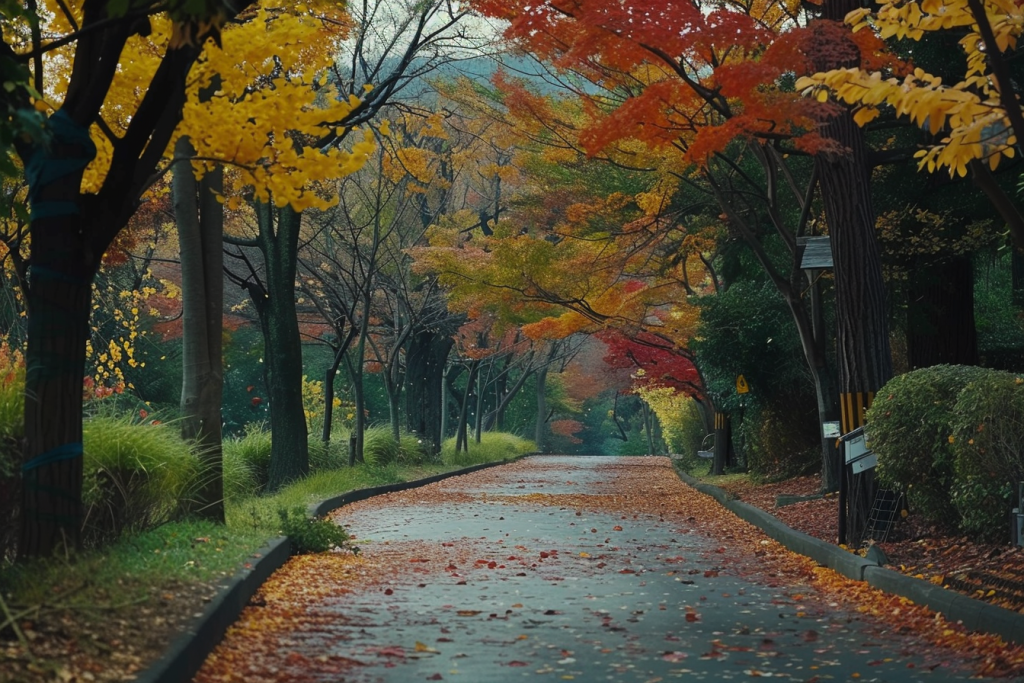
[{"xmin": 195, "ymin": 456, "xmax": 1008, "ymax": 682}]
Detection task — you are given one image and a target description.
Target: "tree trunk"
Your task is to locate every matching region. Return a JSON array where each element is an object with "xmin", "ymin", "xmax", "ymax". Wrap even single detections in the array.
[
  {"xmin": 474, "ymin": 360, "xmax": 487, "ymax": 444},
  {"xmin": 455, "ymin": 361, "xmax": 480, "ymax": 453},
  {"xmin": 405, "ymin": 330, "xmax": 454, "ymax": 457},
  {"xmin": 21, "ymin": 270, "xmax": 92, "ymax": 556},
  {"xmin": 907, "ymin": 256, "xmax": 977, "ymax": 368},
  {"xmin": 642, "ymin": 402, "xmax": 655, "ymax": 455},
  {"xmin": 19, "ymin": 110, "xmax": 99, "ymax": 557},
  {"xmin": 441, "ymin": 364, "xmax": 451, "ymax": 443},
  {"xmin": 345, "ymin": 350, "xmax": 366, "ymax": 466},
  {"xmin": 534, "ymin": 367, "xmax": 548, "ymax": 452},
  {"xmin": 251, "ymin": 204, "xmax": 308, "ymax": 490},
  {"xmin": 813, "ymin": 6, "xmax": 894, "ymax": 544},
  {"xmin": 174, "ymin": 137, "xmax": 225, "ymax": 522}
]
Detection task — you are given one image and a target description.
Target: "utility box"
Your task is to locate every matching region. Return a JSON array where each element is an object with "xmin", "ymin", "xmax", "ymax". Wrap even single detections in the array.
[{"xmin": 841, "ymin": 426, "xmax": 877, "ymax": 474}]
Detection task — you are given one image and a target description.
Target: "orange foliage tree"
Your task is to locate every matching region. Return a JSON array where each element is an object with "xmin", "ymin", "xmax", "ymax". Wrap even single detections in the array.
[{"xmin": 468, "ymin": 0, "xmax": 902, "ymax": 500}]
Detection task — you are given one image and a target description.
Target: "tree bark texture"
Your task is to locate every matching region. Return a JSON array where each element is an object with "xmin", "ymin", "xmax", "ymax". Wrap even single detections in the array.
[
  {"xmin": 534, "ymin": 367, "xmax": 548, "ymax": 452},
  {"xmin": 173, "ymin": 137, "xmax": 225, "ymax": 522},
  {"xmin": 20, "ymin": 110, "xmax": 98, "ymax": 557},
  {"xmin": 252, "ymin": 204, "xmax": 308, "ymax": 490},
  {"xmin": 405, "ymin": 330, "xmax": 454, "ymax": 457},
  {"xmin": 813, "ymin": 6, "xmax": 893, "ymax": 544}
]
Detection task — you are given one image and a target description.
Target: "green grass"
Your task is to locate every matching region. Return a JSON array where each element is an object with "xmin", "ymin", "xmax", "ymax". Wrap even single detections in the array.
[
  {"xmin": 2, "ymin": 425, "xmax": 528, "ymax": 636},
  {"xmin": 223, "ymin": 423, "xmax": 272, "ymax": 490},
  {"xmin": 81, "ymin": 413, "xmax": 200, "ymax": 543},
  {"xmin": 441, "ymin": 431, "xmax": 536, "ymax": 467},
  {"xmin": 226, "ymin": 466, "xmax": 382, "ymax": 531},
  {"xmin": 0, "ymin": 520, "xmax": 269, "ymax": 607}
]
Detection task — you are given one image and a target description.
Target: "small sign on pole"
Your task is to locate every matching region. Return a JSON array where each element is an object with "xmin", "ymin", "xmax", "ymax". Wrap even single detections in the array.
[{"xmin": 736, "ymin": 375, "xmax": 749, "ymax": 394}]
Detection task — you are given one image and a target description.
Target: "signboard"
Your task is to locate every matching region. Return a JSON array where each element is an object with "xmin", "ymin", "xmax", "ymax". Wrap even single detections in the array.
[
  {"xmin": 822, "ymin": 421, "xmax": 841, "ymax": 439},
  {"xmin": 736, "ymin": 375, "xmax": 749, "ymax": 394}
]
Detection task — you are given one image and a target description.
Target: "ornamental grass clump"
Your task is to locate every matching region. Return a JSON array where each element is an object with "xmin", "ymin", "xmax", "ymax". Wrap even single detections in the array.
[
  {"xmin": 441, "ymin": 432, "xmax": 535, "ymax": 467},
  {"xmin": 82, "ymin": 413, "xmax": 199, "ymax": 544},
  {"xmin": 223, "ymin": 422, "xmax": 272, "ymax": 490},
  {"xmin": 362, "ymin": 425, "xmax": 401, "ymax": 466}
]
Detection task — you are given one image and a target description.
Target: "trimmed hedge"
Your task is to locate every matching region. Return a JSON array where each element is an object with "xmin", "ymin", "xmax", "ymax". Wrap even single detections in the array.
[
  {"xmin": 866, "ymin": 365, "xmax": 990, "ymax": 523},
  {"xmin": 867, "ymin": 365, "xmax": 1024, "ymax": 540}
]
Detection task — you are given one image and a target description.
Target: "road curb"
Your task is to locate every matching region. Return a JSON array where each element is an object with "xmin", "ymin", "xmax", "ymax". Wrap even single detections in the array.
[
  {"xmin": 674, "ymin": 468, "xmax": 1024, "ymax": 645},
  {"xmin": 133, "ymin": 536, "xmax": 291, "ymax": 683},
  {"xmin": 309, "ymin": 454, "xmax": 533, "ymax": 518},
  {"xmin": 136, "ymin": 455, "xmax": 530, "ymax": 683}
]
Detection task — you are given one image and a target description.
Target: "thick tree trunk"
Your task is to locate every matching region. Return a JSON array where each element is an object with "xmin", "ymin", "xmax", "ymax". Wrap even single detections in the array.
[
  {"xmin": 19, "ymin": 110, "xmax": 98, "ymax": 557},
  {"xmin": 813, "ymin": 6, "xmax": 893, "ymax": 544},
  {"xmin": 174, "ymin": 137, "xmax": 225, "ymax": 522},
  {"xmin": 907, "ymin": 256, "xmax": 977, "ymax": 368},
  {"xmin": 251, "ymin": 204, "xmax": 308, "ymax": 490},
  {"xmin": 20, "ymin": 270, "xmax": 92, "ymax": 556},
  {"xmin": 405, "ymin": 330, "xmax": 454, "ymax": 457},
  {"xmin": 534, "ymin": 367, "xmax": 548, "ymax": 452}
]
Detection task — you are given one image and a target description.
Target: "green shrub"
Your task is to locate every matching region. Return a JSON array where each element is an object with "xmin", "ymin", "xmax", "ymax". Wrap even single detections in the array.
[
  {"xmin": 308, "ymin": 433, "xmax": 350, "ymax": 472},
  {"xmin": 222, "ymin": 447, "xmax": 257, "ymax": 501},
  {"xmin": 223, "ymin": 422, "xmax": 272, "ymax": 490},
  {"xmin": 277, "ymin": 506, "xmax": 356, "ymax": 554},
  {"xmin": 739, "ymin": 398, "xmax": 820, "ymax": 482},
  {"xmin": 441, "ymin": 432, "xmax": 535, "ymax": 467},
  {"xmin": 362, "ymin": 425, "xmax": 401, "ymax": 466},
  {"xmin": 866, "ymin": 365, "xmax": 990, "ymax": 523},
  {"xmin": 949, "ymin": 369, "xmax": 1024, "ymax": 538},
  {"xmin": 81, "ymin": 413, "xmax": 199, "ymax": 544},
  {"xmin": 950, "ymin": 476, "xmax": 1014, "ymax": 541},
  {"xmin": 399, "ymin": 433, "xmax": 428, "ymax": 465}
]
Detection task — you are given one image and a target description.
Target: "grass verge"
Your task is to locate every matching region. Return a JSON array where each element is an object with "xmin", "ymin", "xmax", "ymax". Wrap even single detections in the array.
[{"xmin": 0, "ymin": 458, "xmax": 511, "ymax": 634}]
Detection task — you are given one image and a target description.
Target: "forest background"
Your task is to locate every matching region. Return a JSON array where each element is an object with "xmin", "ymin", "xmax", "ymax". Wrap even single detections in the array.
[{"xmin": 0, "ymin": 0, "xmax": 1020, "ymax": 567}]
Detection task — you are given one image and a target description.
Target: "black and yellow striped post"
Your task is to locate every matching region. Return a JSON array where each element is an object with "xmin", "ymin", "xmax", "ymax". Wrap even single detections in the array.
[
  {"xmin": 838, "ymin": 391, "xmax": 874, "ymax": 546},
  {"xmin": 712, "ymin": 411, "xmax": 731, "ymax": 475},
  {"xmin": 840, "ymin": 391, "xmax": 874, "ymax": 434}
]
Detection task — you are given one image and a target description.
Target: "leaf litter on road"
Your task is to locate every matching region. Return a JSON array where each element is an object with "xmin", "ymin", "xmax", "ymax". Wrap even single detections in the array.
[{"xmin": 193, "ymin": 457, "xmax": 1024, "ymax": 681}]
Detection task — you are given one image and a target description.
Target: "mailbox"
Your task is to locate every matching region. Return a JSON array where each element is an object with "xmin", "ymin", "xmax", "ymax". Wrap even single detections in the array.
[{"xmin": 840, "ymin": 426, "xmax": 877, "ymax": 474}]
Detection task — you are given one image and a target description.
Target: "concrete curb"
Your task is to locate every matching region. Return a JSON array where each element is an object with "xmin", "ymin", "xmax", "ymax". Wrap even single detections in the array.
[
  {"xmin": 136, "ymin": 455, "xmax": 530, "ymax": 683},
  {"xmin": 134, "ymin": 536, "xmax": 291, "ymax": 683},
  {"xmin": 309, "ymin": 454, "xmax": 533, "ymax": 518},
  {"xmin": 675, "ymin": 468, "xmax": 1024, "ymax": 646}
]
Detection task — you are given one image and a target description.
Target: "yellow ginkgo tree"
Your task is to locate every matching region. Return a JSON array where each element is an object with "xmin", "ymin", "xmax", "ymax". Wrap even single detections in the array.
[
  {"xmin": 171, "ymin": 1, "xmax": 377, "ymax": 496},
  {"xmin": 796, "ymin": 0, "xmax": 1024, "ymax": 242},
  {"xmin": 3, "ymin": 0, "xmax": 265, "ymax": 558},
  {"xmin": 193, "ymin": 0, "xmax": 472, "ymax": 488}
]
